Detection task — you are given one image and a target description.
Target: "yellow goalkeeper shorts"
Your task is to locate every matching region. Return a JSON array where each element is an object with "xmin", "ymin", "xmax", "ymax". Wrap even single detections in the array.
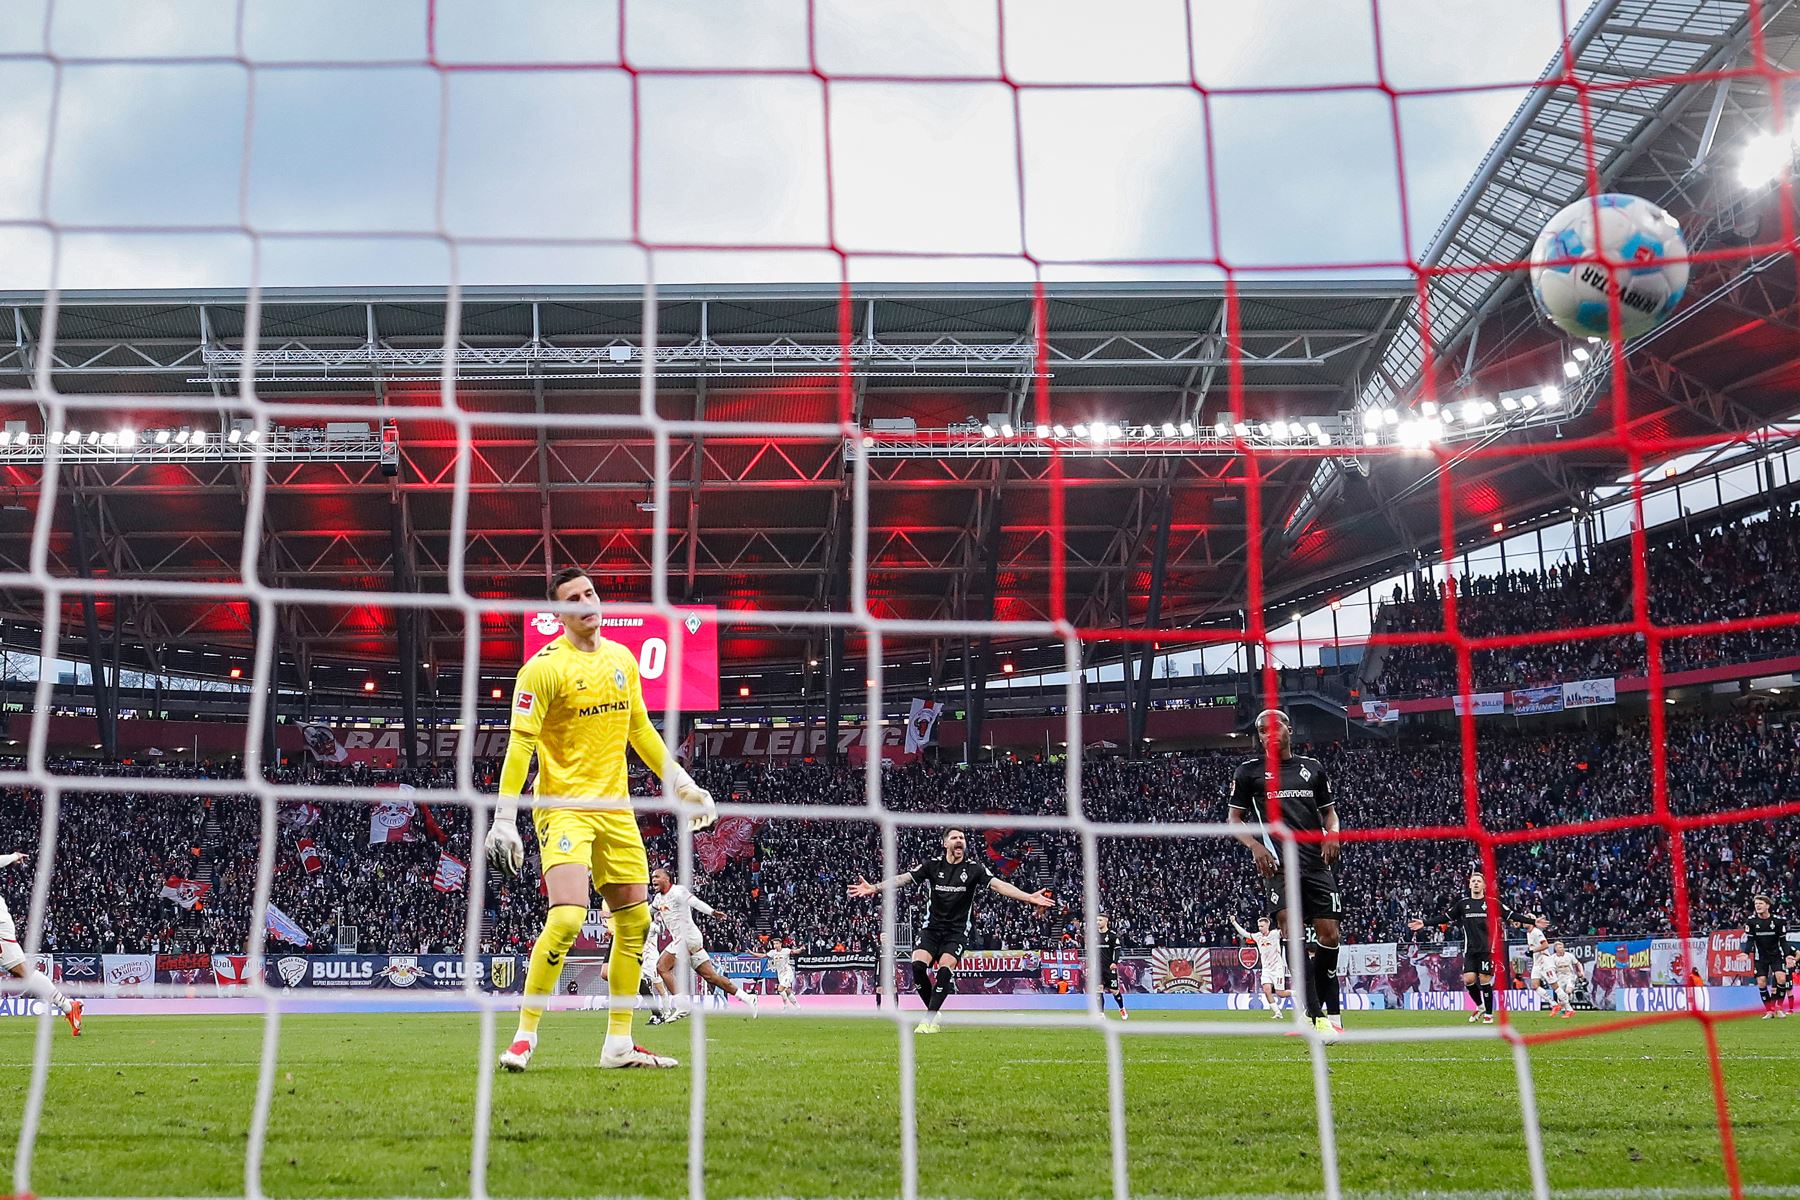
[{"xmin": 533, "ymin": 806, "xmax": 649, "ymax": 887}]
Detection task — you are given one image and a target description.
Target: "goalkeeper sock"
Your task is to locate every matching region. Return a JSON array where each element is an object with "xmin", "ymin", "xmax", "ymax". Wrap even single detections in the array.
[
  {"xmin": 911, "ymin": 961, "xmax": 935, "ymax": 1008},
  {"xmin": 1312, "ymin": 943, "xmax": 1341, "ymax": 1017},
  {"xmin": 519, "ymin": 903, "xmax": 585, "ymax": 1036},
  {"xmin": 607, "ymin": 900, "xmax": 652, "ymax": 1039}
]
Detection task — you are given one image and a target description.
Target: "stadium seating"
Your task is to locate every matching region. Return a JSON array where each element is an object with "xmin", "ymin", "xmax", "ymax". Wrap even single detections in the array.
[
  {"xmin": 6, "ymin": 696, "xmax": 1794, "ymax": 954},
  {"xmin": 1373, "ymin": 503, "xmax": 1800, "ymax": 698}
]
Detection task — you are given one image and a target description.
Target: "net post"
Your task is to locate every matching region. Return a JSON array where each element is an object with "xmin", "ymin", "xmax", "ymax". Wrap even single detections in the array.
[{"xmin": 1507, "ymin": 1035, "xmax": 1553, "ymax": 1200}]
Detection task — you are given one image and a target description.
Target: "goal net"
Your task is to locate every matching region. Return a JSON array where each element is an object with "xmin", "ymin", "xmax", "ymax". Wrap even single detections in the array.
[{"xmin": 3, "ymin": 2, "xmax": 1799, "ymax": 1199}]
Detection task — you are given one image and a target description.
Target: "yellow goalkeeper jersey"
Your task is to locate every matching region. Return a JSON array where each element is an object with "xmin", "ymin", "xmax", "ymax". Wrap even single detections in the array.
[{"xmin": 502, "ymin": 635, "xmax": 671, "ymax": 805}]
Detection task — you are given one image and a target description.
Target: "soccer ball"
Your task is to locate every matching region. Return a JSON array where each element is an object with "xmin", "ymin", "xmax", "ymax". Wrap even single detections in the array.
[{"xmin": 1528, "ymin": 194, "xmax": 1689, "ymax": 340}]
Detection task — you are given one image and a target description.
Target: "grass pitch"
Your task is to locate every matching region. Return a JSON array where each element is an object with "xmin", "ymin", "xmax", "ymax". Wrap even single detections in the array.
[{"xmin": 1, "ymin": 1008, "xmax": 1796, "ymax": 1198}]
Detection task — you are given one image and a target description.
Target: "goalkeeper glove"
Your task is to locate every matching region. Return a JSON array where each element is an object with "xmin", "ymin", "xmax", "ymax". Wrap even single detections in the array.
[
  {"xmin": 673, "ymin": 772, "xmax": 716, "ymax": 832},
  {"xmin": 485, "ymin": 813, "xmax": 524, "ymax": 879}
]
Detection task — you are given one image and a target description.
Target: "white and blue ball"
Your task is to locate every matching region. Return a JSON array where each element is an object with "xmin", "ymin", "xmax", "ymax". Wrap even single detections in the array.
[{"xmin": 1528, "ymin": 193, "xmax": 1689, "ymax": 340}]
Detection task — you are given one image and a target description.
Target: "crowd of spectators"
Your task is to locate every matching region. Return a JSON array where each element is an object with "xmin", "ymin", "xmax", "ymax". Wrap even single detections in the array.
[
  {"xmin": 1373, "ymin": 503, "xmax": 1800, "ymax": 697},
  {"xmin": 3, "ymin": 699, "xmax": 1794, "ymax": 956}
]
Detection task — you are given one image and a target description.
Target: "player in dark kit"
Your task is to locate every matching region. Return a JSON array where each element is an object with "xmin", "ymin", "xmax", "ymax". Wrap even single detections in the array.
[
  {"xmin": 1746, "ymin": 894, "xmax": 1791, "ymax": 1019},
  {"xmin": 1410, "ymin": 872, "xmax": 1531, "ymax": 1023},
  {"xmin": 1095, "ymin": 913, "xmax": 1128, "ymax": 1019},
  {"xmin": 1227, "ymin": 709, "xmax": 1343, "ymax": 1041},
  {"xmin": 848, "ymin": 828, "xmax": 1054, "ymax": 1032}
]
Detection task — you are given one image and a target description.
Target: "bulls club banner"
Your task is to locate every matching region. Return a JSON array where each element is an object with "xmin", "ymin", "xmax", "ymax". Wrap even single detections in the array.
[
  {"xmin": 264, "ymin": 953, "xmax": 524, "ymax": 993},
  {"xmin": 523, "ymin": 605, "xmax": 720, "ymax": 712}
]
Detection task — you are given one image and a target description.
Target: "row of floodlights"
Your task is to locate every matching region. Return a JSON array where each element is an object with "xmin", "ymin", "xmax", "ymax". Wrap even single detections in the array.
[
  {"xmin": 970, "ymin": 419, "xmax": 1337, "ymax": 447},
  {"xmin": 2, "ymin": 427, "xmax": 264, "ymax": 449},
  {"xmin": 1363, "ymin": 383, "xmax": 1565, "ymax": 448}
]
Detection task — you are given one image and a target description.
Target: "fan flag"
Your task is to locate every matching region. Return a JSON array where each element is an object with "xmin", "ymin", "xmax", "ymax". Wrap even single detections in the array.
[
  {"xmin": 297, "ymin": 837, "xmax": 323, "ymax": 875},
  {"xmin": 904, "ymin": 699, "xmax": 943, "ymax": 755},
  {"xmin": 264, "ymin": 902, "xmax": 311, "ymax": 947},
  {"xmin": 694, "ymin": 816, "xmax": 761, "ymax": 874},
  {"xmin": 159, "ymin": 876, "xmax": 211, "ymax": 910},
  {"xmin": 432, "ymin": 852, "xmax": 467, "ymax": 893},
  {"xmin": 369, "ymin": 785, "xmax": 416, "ymax": 844}
]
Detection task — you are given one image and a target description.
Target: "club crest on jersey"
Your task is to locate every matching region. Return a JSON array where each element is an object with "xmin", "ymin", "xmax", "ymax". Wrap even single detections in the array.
[
  {"xmin": 515, "ymin": 691, "xmax": 535, "ymax": 713},
  {"xmin": 614, "ymin": 668, "xmax": 626, "ymax": 689},
  {"xmin": 684, "ymin": 613, "xmax": 702, "ymax": 635},
  {"xmin": 558, "ymin": 835, "xmax": 573, "ymax": 852},
  {"xmin": 1299, "ymin": 765, "xmax": 1312, "ymax": 782}
]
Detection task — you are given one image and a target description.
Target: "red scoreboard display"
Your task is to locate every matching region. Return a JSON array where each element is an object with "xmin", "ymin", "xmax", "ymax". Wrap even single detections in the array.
[{"xmin": 523, "ymin": 605, "xmax": 721, "ymax": 713}]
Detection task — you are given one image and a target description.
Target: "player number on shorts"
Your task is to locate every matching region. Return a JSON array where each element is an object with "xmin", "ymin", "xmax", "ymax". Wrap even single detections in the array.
[{"xmin": 639, "ymin": 638, "xmax": 667, "ymax": 679}]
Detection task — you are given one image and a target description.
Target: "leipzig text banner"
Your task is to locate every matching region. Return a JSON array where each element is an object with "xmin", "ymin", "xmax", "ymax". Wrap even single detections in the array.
[{"xmin": 523, "ymin": 606, "xmax": 720, "ymax": 712}]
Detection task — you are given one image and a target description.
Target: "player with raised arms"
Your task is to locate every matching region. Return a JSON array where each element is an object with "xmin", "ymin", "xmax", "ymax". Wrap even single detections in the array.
[
  {"xmin": 486, "ymin": 567, "xmax": 716, "ymax": 1071},
  {"xmin": 1409, "ymin": 872, "xmax": 1530, "ymax": 1024},
  {"xmin": 1226, "ymin": 709, "xmax": 1344, "ymax": 1041},
  {"xmin": 1232, "ymin": 913, "xmax": 1292, "ymax": 1018},
  {"xmin": 847, "ymin": 829, "xmax": 1054, "ymax": 1033},
  {"xmin": 1746, "ymin": 894, "xmax": 1791, "ymax": 1019},
  {"xmin": 649, "ymin": 867, "xmax": 757, "ymax": 1017},
  {"xmin": 0, "ymin": 852, "xmax": 81, "ymax": 1035}
]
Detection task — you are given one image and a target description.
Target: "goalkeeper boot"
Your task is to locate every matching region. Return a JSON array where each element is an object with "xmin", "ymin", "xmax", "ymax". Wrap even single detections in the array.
[
  {"xmin": 600, "ymin": 1036, "xmax": 679, "ymax": 1069},
  {"xmin": 498, "ymin": 1031, "xmax": 536, "ymax": 1072},
  {"xmin": 65, "ymin": 999, "xmax": 83, "ymax": 1038}
]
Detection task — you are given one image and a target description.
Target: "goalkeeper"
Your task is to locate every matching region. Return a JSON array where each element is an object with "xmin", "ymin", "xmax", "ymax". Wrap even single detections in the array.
[{"xmin": 487, "ymin": 568, "xmax": 715, "ymax": 1072}]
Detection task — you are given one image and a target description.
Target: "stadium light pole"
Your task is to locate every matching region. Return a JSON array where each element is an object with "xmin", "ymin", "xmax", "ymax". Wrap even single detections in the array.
[{"xmin": 1330, "ymin": 599, "xmax": 1349, "ymax": 741}]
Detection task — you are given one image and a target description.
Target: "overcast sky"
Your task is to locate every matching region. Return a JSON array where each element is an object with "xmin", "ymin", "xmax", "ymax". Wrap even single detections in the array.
[{"xmin": 0, "ymin": 0, "xmax": 1580, "ymax": 291}]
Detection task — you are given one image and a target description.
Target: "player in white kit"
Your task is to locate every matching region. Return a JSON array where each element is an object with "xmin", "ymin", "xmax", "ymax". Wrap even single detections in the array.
[
  {"xmin": 765, "ymin": 939, "xmax": 798, "ymax": 1009},
  {"xmin": 1233, "ymin": 914, "xmax": 1291, "ymax": 1017},
  {"xmin": 650, "ymin": 868, "xmax": 757, "ymax": 1017},
  {"xmin": 1546, "ymin": 940, "xmax": 1583, "ymax": 1018},
  {"xmin": 1524, "ymin": 915, "xmax": 1555, "ymax": 1011},
  {"xmin": 0, "ymin": 852, "xmax": 82, "ymax": 1035}
]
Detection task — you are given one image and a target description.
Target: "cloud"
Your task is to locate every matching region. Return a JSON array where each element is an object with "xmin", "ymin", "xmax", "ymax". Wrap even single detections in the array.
[{"xmin": 0, "ymin": 2, "xmax": 1574, "ymax": 290}]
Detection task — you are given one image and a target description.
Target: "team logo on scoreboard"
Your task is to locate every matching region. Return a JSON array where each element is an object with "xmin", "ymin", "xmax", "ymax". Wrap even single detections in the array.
[
  {"xmin": 489, "ymin": 957, "xmax": 518, "ymax": 990},
  {"xmin": 276, "ymin": 957, "xmax": 310, "ymax": 988},
  {"xmin": 684, "ymin": 613, "xmax": 702, "ymax": 635},
  {"xmin": 531, "ymin": 611, "xmax": 561, "ymax": 637}
]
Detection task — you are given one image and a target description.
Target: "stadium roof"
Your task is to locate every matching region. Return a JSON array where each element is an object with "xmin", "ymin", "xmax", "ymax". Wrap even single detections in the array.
[
  {"xmin": 4, "ymin": 0, "xmax": 1800, "ymax": 698},
  {"xmin": 1284, "ymin": 0, "xmax": 1800, "ymax": 579},
  {"xmin": 0, "ymin": 280, "xmax": 1423, "ymax": 689}
]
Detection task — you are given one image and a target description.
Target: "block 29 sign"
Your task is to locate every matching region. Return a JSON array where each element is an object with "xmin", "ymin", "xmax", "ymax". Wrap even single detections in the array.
[{"xmin": 523, "ymin": 606, "xmax": 721, "ymax": 713}]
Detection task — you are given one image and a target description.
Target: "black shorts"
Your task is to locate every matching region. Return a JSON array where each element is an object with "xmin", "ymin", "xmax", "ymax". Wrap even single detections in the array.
[
  {"xmin": 1462, "ymin": 948, "xmax": 1496, "ymax": 978},
  {"xmin": 1101, "ymin": 963, "xmax": 1121, "ymax": 990},
  {"xmin": 1266, "ymin": 865, "xmax": 1342, "ymax": 923},
  {"xmin": 1753, "ymin": 953, "xmax": 1785, "ymax": 980},
  {"xmin": 916, "ymin": 928, "xmax": 967, "ymax": 962}
]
